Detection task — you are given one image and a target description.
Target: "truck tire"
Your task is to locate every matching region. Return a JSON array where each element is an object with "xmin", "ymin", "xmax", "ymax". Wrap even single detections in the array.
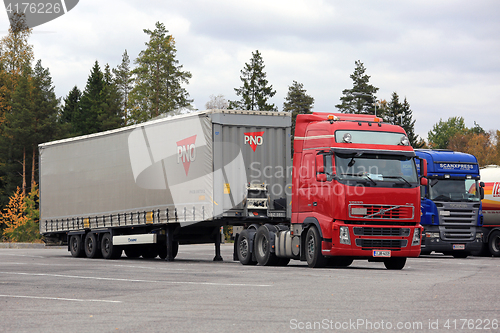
[
  {"xmin": 69, "ymin": 235, "xmax": 85, "ymax": 258},
  {"xmin": 101, "ymin": 233, "xmax": 122, "ymax": 259},
  {"xmin": 158, "ymin": 241, "xmax": 179, "ymax": 260},
  {"xmin": 84, "ymin": 233, "xmax": 101, "ymax": 258},
  {"xmin": 383, "ymin": 257, "xmax": 406, "ymax": 270},
  {"xmin": 328, "ymin": 257, "xmax": 353, "ymax": 267},
  {"xmin": 237, "ymin": 229, "xmax": 257, "ymax": 265},
  {"xmin": 488, "ymin": 230, "xmax": 500, "ymax": 257},
  {"xmin": 255, "ymin": 226, "xmax": 278, "ymax": 266},
  {"xmin": 305, "ymin": 226, "xmax": 326, "ymax": 268}
]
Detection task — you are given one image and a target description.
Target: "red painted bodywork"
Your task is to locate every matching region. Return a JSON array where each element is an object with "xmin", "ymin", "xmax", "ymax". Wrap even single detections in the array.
[{"xmin": 292, "ymin": 113, "xmax": 422, "ymax": 258}]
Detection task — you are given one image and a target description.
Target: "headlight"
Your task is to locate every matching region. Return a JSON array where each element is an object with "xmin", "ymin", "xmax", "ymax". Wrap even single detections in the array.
[
  {"xmin": 426, "ymin": 232, "xmax": 440, "ymax": 238},
  {"xmin": 412, "ymin": 228, "xmax": 421, "ymax": 246},
  {"xmin": 339, "ymin": 226, "xmax": 351, "ymax": 245}
]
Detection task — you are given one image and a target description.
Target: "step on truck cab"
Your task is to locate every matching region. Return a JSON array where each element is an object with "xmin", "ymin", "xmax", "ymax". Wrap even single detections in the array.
[
  {"xmin": 235, "ymin": 113, "xmax": 424, "ymax": 270},
  {"xmin": 415, "ymin": 149, "xmax": 484, "ymax": 258}
]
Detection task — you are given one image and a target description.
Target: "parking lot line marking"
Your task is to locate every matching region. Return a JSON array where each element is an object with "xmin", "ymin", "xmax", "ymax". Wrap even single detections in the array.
[
  {"xmin": 0, "ymin": 295, "xmax": 121, "ymax": 303},
  {"xmin": 0, "ymin": 272, "xmax": 272, "ymax": 287}
]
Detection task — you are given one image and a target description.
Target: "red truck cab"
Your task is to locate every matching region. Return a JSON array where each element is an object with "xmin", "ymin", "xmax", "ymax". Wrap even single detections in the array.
[{"xmin": 291, "ymin": 113, "xmax": 422, "ymax": 269}]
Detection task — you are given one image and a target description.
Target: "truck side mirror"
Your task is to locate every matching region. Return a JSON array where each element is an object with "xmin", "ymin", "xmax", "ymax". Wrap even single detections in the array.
[
  {"xmin": 480, "ymin": 181, "xmax": 485, "ymax": 200},
  {"xmin": 420, "ymin": 177, "xmax": 428, "ymax": 186},
  {"xmin": 420, "ymin": 158, "xmax": 427, "ymax": 177},
  {"xmin": 316, "ymin": 154, "xmax": 326, "ymax": 182}
]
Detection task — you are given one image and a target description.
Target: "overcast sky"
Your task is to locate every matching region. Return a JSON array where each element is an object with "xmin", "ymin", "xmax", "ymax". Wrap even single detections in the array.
[{"xmin": 1, "ymin": 0, "xmax": 499, "ymax": 140}]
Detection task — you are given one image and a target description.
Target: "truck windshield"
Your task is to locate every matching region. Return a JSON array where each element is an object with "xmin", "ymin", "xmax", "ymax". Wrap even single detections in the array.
[
  {"xmin": 334, "ymin": 153, "xmax": 418, "ymax": 185},
  {"xmin": 429, "ymin": 179, "xmax": 481, "ymax": 202}
]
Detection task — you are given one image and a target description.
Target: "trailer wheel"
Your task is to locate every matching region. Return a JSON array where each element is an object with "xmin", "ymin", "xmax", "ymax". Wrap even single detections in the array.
[
  {"xmin": 158, "ymin": 241, "xmax": 179, "ymax": 260},
  {"xmin": 305, "ymin": 226, "xmax": 326, "ymax": 268},
  {"xmin": 255, "ymin": 226, "xmax": 278, "ymax": 266},
  {"xmin": 383, "ymin": 257, "xmax": 406, "ymax": 270},
  {"xmin": 101, "ymin": 233, "xmax": 122, "ymax": 259},
  {"xmin": 69, "ymin": 235, "xmax": 85, "ymax": 258},
  {"xmin": 237, "ymin": 230, "xmax": 257, "ymax": 265},
  {"xmin": 84, "ymin": 233, "xmax": 101, "ymax": 258},
  {"xmin": 488, "ymin": 230, "xmax": 500, "ymax": 257}
]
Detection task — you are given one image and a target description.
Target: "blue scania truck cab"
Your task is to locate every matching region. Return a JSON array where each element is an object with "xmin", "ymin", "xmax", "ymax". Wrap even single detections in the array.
[{"xmin": 416, "ymin": 149, "xmax": 483, "ymax": 258}]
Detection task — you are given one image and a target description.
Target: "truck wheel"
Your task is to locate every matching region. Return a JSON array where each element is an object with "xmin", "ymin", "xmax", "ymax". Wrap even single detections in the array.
[
  {"xmin": 69, "ymin": 235, "xmax": 85, "ymax": 258},
  {"xmin": 384, "ymin": 257, "xmax": 406, "ymax": 270},
  {"xmin": 328, "ymin": 257, "xmax": 353, "ymax": 267},
  {"xmin": 305, "ymin": 227, "xmax": 326, "ymax": 268},
  {"xmin": 488, "ymin": 230, "xmax": 500, "ymax": 257},
  {"xmin": 158, "ymin": 241, "xmax": 179, "ymax": 260},
  {"xmin": 255, "ymin": 226, "xmax": 278, "ymax": 266},
  {"xmin": 237, "ymin": 229, "xmax": 257, "ymax": 265},
  {"xmin": 84, "ymin": 233, "xmax": 101, "ymax": 258},
  {"xmin": 101, "ymin": 233, "xmax": 122, "ymax": 259}
]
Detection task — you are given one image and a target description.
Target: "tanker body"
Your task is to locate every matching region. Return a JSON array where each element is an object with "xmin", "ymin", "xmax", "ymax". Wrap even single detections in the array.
[{"xmin": 479, "ymin": 165, "xmax": 500, "ymax": 256}]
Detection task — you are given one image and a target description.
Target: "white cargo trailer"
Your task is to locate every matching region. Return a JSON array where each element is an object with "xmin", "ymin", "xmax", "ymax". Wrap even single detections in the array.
[{"xmin": 39, "ymin": 110, "xmax": 291, "ymax": 260}]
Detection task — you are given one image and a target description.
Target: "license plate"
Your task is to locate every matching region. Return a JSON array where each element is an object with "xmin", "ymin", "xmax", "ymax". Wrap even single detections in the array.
[
  {"xmin": 453, "ymin": 244, "xmax": 465, "ymax": 250},
  {"xmin": 373, "ymin": 250, "xmax": 391, "ymax": 257}
]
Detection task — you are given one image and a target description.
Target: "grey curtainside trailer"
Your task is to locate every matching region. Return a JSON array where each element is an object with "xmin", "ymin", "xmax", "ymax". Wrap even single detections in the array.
[{"xmin": 39, "ymin": 110, "xmax": 291, "ymax": 261}]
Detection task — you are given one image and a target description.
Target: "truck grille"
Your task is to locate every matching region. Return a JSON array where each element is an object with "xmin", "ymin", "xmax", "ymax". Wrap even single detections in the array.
[
  {"xmin": 355, "ymin": 239, "xmax": 408, "ymax": 248},
  {"xmin": 437, "ymin": 203, "xmax": 479, "ymax": 241},
  {"xmin": 349, "ymin": 204, "xmax": 414, "ymax": 220},
  {"xmin": 353, "ymin": 227, "xmax": 410, "ymax": 237}
]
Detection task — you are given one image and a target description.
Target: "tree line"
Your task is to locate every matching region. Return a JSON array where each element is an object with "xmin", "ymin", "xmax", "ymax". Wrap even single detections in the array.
[{"xmin": 0, "ymin": 16, "xmax": 498, "ymax": 241}]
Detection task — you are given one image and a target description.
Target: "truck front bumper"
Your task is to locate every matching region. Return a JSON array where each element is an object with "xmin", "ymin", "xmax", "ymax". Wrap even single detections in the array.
[
  {"xmin": 421, "ymin": 225, "xmax": 483, "ymax": 254},
  {"xmin": 324, "ymin": 224, "xmax": 422, "ymax": 258}
]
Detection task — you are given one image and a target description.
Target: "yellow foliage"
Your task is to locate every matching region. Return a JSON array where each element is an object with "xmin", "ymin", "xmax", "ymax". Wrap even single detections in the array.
[{"xmin": 0, "ymin": 186, "xmax": 40, "ymax": 242}]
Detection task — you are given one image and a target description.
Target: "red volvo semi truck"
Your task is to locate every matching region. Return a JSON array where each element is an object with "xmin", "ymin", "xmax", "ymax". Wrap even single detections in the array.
[{"xmin": 39, "ymin": 110, "xmax": 424, "ymax": 269}]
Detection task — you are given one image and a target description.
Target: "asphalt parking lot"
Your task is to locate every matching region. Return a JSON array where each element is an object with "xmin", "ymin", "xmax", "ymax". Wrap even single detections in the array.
[{"xmin": 0, "ymin": 244, "xmax": 499, "ymax": 332}]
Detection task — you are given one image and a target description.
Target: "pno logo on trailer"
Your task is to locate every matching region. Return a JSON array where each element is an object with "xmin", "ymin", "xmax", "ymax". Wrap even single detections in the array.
[
  {"xmin": 177, "ymin": 135, "xmax": 197, "ymax": 175},
  {"xmin": 244, "ymin": 131, "xmax": 265, "ymax": 152}
]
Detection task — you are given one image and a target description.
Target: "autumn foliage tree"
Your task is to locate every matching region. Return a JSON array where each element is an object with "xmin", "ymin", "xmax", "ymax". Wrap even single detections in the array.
[{"xmin": 0, "ymin": 184, "xmax": 40, "ymax": 242}]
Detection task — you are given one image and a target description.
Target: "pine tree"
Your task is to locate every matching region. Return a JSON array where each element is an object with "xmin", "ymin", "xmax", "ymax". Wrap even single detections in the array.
[
  {"xmin": 336, "ymin": 60, "xmax": 379, "ymax": 114},
  {"xmin": 283, "ymin": 81, "xmax": 314, "ymax": 152},
  {"xmin": 230, "ymin": 50, "xmax": 277, "ymax": 111},
  {"xmin": 129, "ymin": 22, "xmax": 192, "ymax": 123},
  {"xmin": 60, "ymin": 86, "xmax": 82, "ymax": 136},
  {"xmin": 99, "ymin": 64, "xmax": 124, "ymax": 131},
  {"xmin": 29, "ymin": 60, "xmax": 59, "ymax": 187},
  {"xmin": 384, "ymin": 92, "xmax": 403, "ymax": 125},
  {"xmin": 0, "ymin": 17, "xmax": 34, "ymax": 206},
  {"xmin": 400, "ymin": 97, "xmax": 423, "ymax": 148},
  {"xmin": 113, "ymin": 50, "xmax": 133, "ymax": 122},
  {"xmin": 78, "ymin": 61, "xmax": 105, "ymax": 135}
]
